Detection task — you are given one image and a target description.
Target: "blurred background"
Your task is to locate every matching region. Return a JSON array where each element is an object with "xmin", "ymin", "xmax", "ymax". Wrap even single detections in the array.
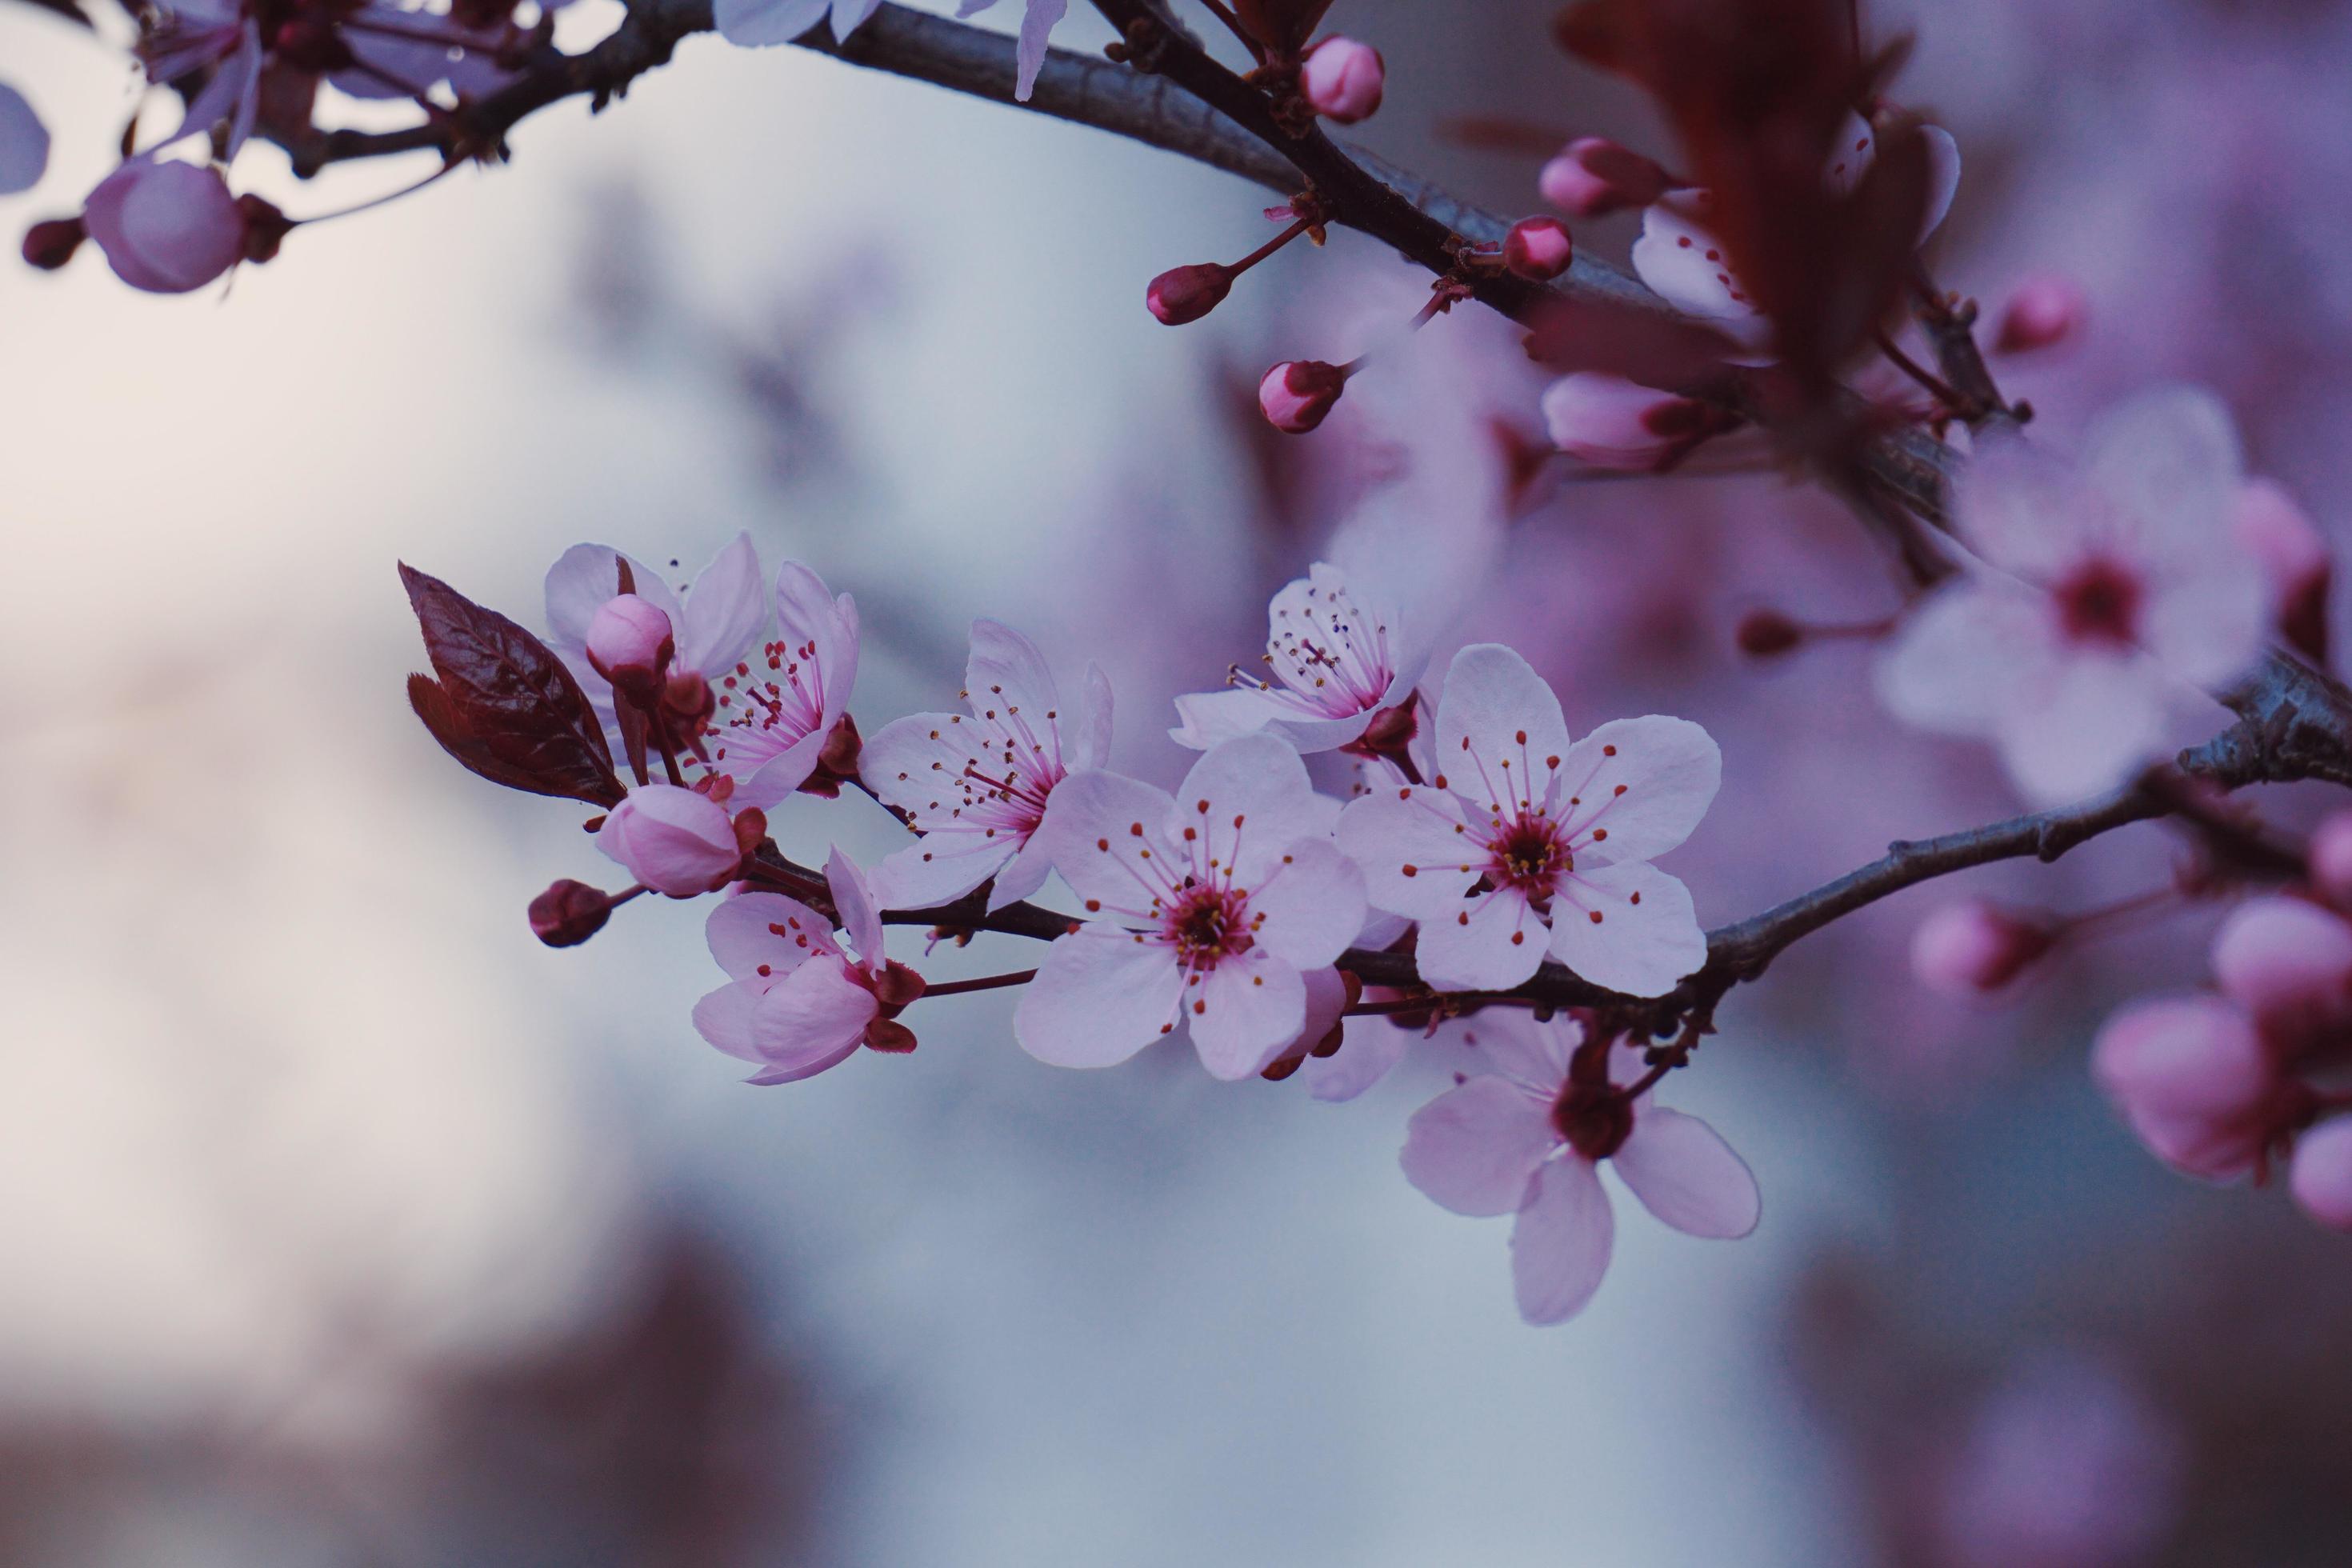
[{"xmin": 4, "ymin": 0, "xmax": 2351, "ymax": 1561}]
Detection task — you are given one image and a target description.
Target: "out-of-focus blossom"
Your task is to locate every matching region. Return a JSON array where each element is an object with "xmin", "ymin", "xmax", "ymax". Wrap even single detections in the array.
[
  {"xmin": 1400, "ymin": 1014, "xmax": 1758, "ymax": 1325},
  {"xmin": 2232, "ymin": 477, "xmax": 2331, "ymax": 665},
  {"xmin": 597, "ymin": 784, "xmax": 747, "ymax": 896},
  {"xmin": 1877, "ymin": 388, "xmax": 2268, "ymax": 803},
  {"xmin": 1299, "ymin": 36, "xmax": 1384, "ymax": 124},
  {"xmin": 0, "ymin": 82, "xmax": 47, "ymax": 196},
  {"xmin": 1992, "ymin": 274, "xmax": 2087, "ymax": 354},
  {"xmin": 1172, "ymin": 561, "xmax": 1424, "ymax": 754},
  {"xmin": 950, "ymin": 0, "xmax": 1069, "ymax": 102},
  {"xmin": 714, "ymin": 0, "xmax": 882, "ymax": 49},
  {"xmin": 82, "ymin": 158, "xmax": 247, "ymax": 294},
  {"xmin": 1931, "ymin": 1352, "xmax": 2182, "ymax": 1568},
  {"xmin": 2289, "ymin": 1118, "xmax": 2352, "ymax": 1234},
  {"xmin": 1259, "ymin": 358, "xmax": 1349, "ymax": 432},
  {"xmin": 861, "ymin": 619, "xmax": 1112, "ymax": 910},
  {"xmin": 546, "ymin": 534, "xmax": 769, "ymax": 746},
  {"xmin": 1016, "ymin": 733, "xmax": 1364, "ymax": 1080},
  {"xmin": 2310, "ymin": 811, "xmax": 2352, "ymax": 912},
  {"xmin": 2090, "ymin": 995, "xmax": 2297, "ymax": 1182},
  {"xmin": 1539, "ymin": 372, "xmax": 1734, "ymax": 471},
  {"xmin": 706, "ymin": 562, "xmax": 859, "ymax": 806},
  {"xmin": 1630, "ymin": 113, "xmax": 1960, "ymax": 351},
  {"xmin": 1503, "ymin": 216, "xmax": 1574, "ymax": 282},
  {"xmin": 2210, "ymin": 895, "xmax": 2352, "ymax": 1056},
  {"xmin": 1910, "ymin": 898, "xmax": 2054, "ymax": 998},
  {"xmin": 692, "ymin": 849, "xmax": 922, "ymax": 1083},
  {"xmin": 1538, "ymin": 137, "xmax": 1670, "ymax": 218},
  {"xmin": 1340, "ymin": 644, "xmax": 1717, "ymax": 997}
]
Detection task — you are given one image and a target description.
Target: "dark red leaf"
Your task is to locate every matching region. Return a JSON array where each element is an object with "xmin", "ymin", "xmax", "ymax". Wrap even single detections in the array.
[{"xmin": 399, "ymin": 562, "xmax": 626, "ymax": 808}]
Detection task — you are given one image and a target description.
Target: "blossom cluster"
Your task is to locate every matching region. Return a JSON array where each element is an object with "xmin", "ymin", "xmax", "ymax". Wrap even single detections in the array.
[{"xmin": 401, "ymin": 542, "xmax": 1737, "ymax": 1323}]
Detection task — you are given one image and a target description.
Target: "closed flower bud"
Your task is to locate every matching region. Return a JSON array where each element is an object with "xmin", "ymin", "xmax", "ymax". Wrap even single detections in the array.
[
  {"xmin": 1146, "ymin": 262, "xmax": 1233, "ymax": 326},
  {"xmin": 2310, "ymin": 811, "xmax": 2352, "ymax": 912},
  {"xmin": 1992, "ymin": 275, "xmax": 2086, "ymax": 354},
  {"xmin": 235, "ymin": 194, "xmax": 294, "ymax": 264},
  {"xmin": 22, "ymin": 215, "xmax": 82, "ymax": 270},
  {"xmin": 2091, "ymin": 996, "xmax": 2288, "ymax": 1181},
  {"xmin": 82, "ymin": 158, "xmax": 246, "ymax": 294},
  {"xmin": 1538, "ymin": 137, "xmax": 1671, "ymax": 218},
  {"xmin": 1258, "ymin": 359, "xmax": 1348, "ymax": 433},
  {"xmin": 529, "ymin": 879, "xmax": 613, "ymax": 947},
  {"xmin": 596, "ymin": 784, "xmax": 744, "ymax": 896},
  {"xmin": 1540, "ymin": 372, "xmax": 1730, "ymax": 470},
  {"xmin": 2290, "ymin": 1118, "xmax": 2352, "ymax": 1233},
  {"xmin": 2210, "ymin": 895, "xmax": 2352, "ymax": 1056},
  {"xmin": 1910, "ymin": 898, "xmax": 2054, "ymax": 998},
  {"xmin": 585, "ymin": 593, "xmax": 675, "ymax": 687},
  {"xmin": 1503, "ymin": 216, "xmax": 1574, "ymax": 281},
  {"xmin": 1299, "ymin": 36, "xmax": 1384, "ymax": 123}
]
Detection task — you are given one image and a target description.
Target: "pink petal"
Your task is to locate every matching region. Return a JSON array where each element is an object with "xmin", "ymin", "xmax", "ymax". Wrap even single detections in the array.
[
  {"xmin": 713, "ymin": 0, "xmax": 830, "ymax": 46},
  {"xmin": 544, "ymin": 544, "xmax": 682, "ymax": 654},
  {"xmin": 1950, "ymin": 430, "xmax": 2091, "ymax": 579},
  {"xmin": 0, "ymin": 81, "xmax": 50, "ymax": 196},
  {"xmin": 1556, "ymin": 715, "xmax": 1721, "ymax": 865},
  {"xmin": 824, "ymin": 846, "xmax": 885, "ymax": 966},
  {"xmin": 870, "ymin": 827, "xmax": 1015, "ymax": 912},
  {"xmin": 1995, "ymin": 653, "xmax": 2168, "ymax": 805},
  {"xmin": 773, "ymin": 561, "xmax": 858, "ymax": 721},
  {"xmin": 1337, "ymin": 787, "xmax": 1482, "ymax": 920},
  {"xmin": 1245, "ymin": 838, "xmax": 1366, "ymax": 970},
  {"xmin": 1400, "ymin": 1077, "xmax": 1557, "ymax": 1217},
  {"xmin": 1877, "ymin": 579, "xmax": 2063, "ymax": 737},
  {"xmin": 1414, "ymin": 885, "xmax": 1548, "ymax": 993},
  {"xmin": 1030, "ymin": 768, "xmax": 1180, "ymax": 918},
  {"xmin": 1612, "ymin": 1106, "xmax": 1761, "ymax": 1238},
  {"xmin": 1170, "ymin": 686, "xmax": 1378, "ymax": 753},
  {"xmin": 1302, "ymin": 1016, "xmax": 1412, "ymax": 1102},
  {"xmin": 706, "ymin": 890, "xmax": 836, "ymax": 980},
  {"xmin": 1510, "ymin": 1155, "xmax": 1615, "ymax": 1325},
  {"xmin": 83, "ymin": 158, "xmax": 244, "ymax": 295},
  {"xmin": 965, "ymin": 618, "xmax": 1060, "ymax": 724},
  {"xmin": 1434, "ymin": 644, "xmax": 1573, "ymax": 817},
  {"xmin": 1190, "ymin": 948, "xmax": 1308, "ymax": 1080},
  {"xmin": 679, "ymin": 532, "xmax": 768, "ymax": 677},
  {"xmin": 1455, "ymin": 1011, "xmax": 1577, "ymax": 1095},
  {"xmin": 1170, "ymin": 733, "xmax": 1338, "ymax": 884},
  {"xmin": 1629, "ymin": 193, "xmax": 1770, "ymax": 350},
  {"xmin": 1014, "ymin": 926, "xmax": 1184, "ymax": 1068},
  {"xmin": 986, "ymin": 831, "xmax": 1056, "ymax": 910},
  {"xmin": 692, "ymin": 979, "xmax": 767, "ymax": 1062},
  {"xmin": 747, "ymin": 958, "xmax": 877, "ymax": 1082},
  {"xmin": 1548, "ymin": 861, "xmax": 1706, "ymax": 998},
  {"xmin": 1918, "ymin": 125, "xmax": 1962, "ymax": 238},
  {"xmin": 2082, "ymin": 386, "xmax": 2242, "ymax": 563},
  {"xmin": 1014, "ymin": 0, "xmax": 1068, "ymax": 102}
]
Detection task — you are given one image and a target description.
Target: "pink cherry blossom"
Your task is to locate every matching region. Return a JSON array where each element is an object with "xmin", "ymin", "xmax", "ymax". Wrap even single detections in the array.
[
  {"xmin": 691, "ymin": 849, "xmax": 921, "ymax": 1084},
  {"xmin": 1171, "ymin": 561, "xmax": 1425, "ymax": 754},
  {"xmin": 1630, "ymin": 113, "xmax": 1959, "ymax": 352},
  {"xmin": 0, "ymin": 82, "xmax": 48, "ymax": 196},
  {"xmin": 714, "ymin": 0, "xmax": 884, "ymax": 49},
  {"xmin": 1299, "ymin": 37, "xmax": 1384, "ymax": 124},
  {"xmin": 859, "ymin": 618, "xmax": 1113, "ymax": 910},
  {"xmin": 1539, "ymin": 372, "xmax": 1734, "ymax": 471},
  {"xmin": 2210, "ymin": 895, "xmax": 2352, "ymax": 1055},
  {"xmin": 953, "ymin": 1, "xmax": 1070, "ymax": 103},
  {"xmin": 1014, "ymin": 732, "xmax": 1366, "ymax": 1080},
  {"xmin": 706, "ymin": 561, "xmax": 859, "ymax": 806},
  {"xmin": 1910, "ymin": 898, "xmax": 2054, "ymax": 998},
  {"xmin": 1991, "ymin": 274, "xmax": 2087, "ymax": 354},
  {"xmin": 597, "ymin": 784, "xmax": 746, "ymax": 897},
  {"xmin": 1399, "ymin": 1013, "xmax": 1758, "ymax": 1326},
  {"xmin": 2310, "ymin": 811, "xmax": 2352, "ymax": 911},
  {"xmin": 2288, "ymin": 1118, "xmax": 2352, "ymax": 1234},
  {"xmin": 1503, "ymin": 217, "xmax": 1574, "ymax": 282},
  {"xmin": 2090, "ymin": 995, "xmax": 2299, "ymax": 1182},
  {"xmin": 1338, "ymin": 643, "xmax": 1718, "ymax": 997},
  {"xmin": 2233, "ymin": 477, "xmax": 2330, "ymax": 662},
  {"xmin": 1538, "ymin": 137, "xmax": 1670, "ymax": 219},
  {"xmin": 1877, "ymin": 388, "xmax": 2269, "ymax": 802},
  {"xmin": 1258, "ymin": 360, "xmax": 1348, "ymax": 433},
  {"xmin": 82, "ymin": 158, "xmax": 248, "ymax": 295}
]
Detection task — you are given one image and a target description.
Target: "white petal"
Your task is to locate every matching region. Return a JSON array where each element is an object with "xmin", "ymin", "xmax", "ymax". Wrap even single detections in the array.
[
  {"xmin": 1455, "ymin": 1010, "xmax": 1577, "ymax": 1095},
  {"xmin": 1630, "ymin": 192, "xmax": 1762, "ymax": 339},
  {"xmin": 1997, "ymin": 654, "xmax": 2170, "ymax": 805},
  {"xmin": 1246, "ymin": 838, "xmax": 1366, "ymax": 970},
  {"xmin": 1337, "ymin": 787, "xmax": 1482, "ymax": 920},
  {"xmin": 1510, "ymin": 1157, "xmax": 1615, "ymax": 1325},
  {"xmin": 1400, "ymin": 1077, "xmax": 1557, "ymax": 1217},
  {"xmin": 678, "ymin": 532, "xmax": 766, "ymax": 678},
  {"xmin": 713, "ymin": 0, "xmax": 829, "ymax": 46},
  {"xmin": 1190, "ymin": 949, "xmax": 1307, "ymax": 1081},
  {"xmin": 824, "ymin": 846, "xmax": 885, "ymax": 967},
  {"xmin": 1434, "ymin": 644, "xmax": 1573, "ymax": 818},
  {"xmin": 2083, "ymin": 385, "xmax": 2243, "ymax": 562},
  {"xmin": 1171, "ymin": 732, "xmax": 1336, "ymax": 885},
  {"xmin": 1414, "ymin": 886, "xmax": 1549, "ymax": 993},
  {"xmin": 747, "ymin": 958, "xmax": 877, "ymax": 1082},
  {"xmin": 965, "ymin": 618, "xmax": 1061, "ymax": 730},
  {"xmin": 868, "ymin": 828, "xmax": 1010, "ymax": 912},
  {"xmin": 1549, "ymin": 862, "xmax": 1706, "ymax": 998},
  {"xmin": 1877, "ymin": 580, "xmax": 2062, "ymax": 736},
  {"xmin": 706, "ymin": 890, "xmax": 835, "ymax": 980},
  {"xmin": 1612, "ymin": 1106, "xmax": 1760, "ymax": 1238},
  {"xmin": 545, "ymin": 544, "xmax": 680, "ymax": 654},
  {"xmin": 1918, "ymin": 124, "xmax": 1962, "ymax": 239},
  {"xmin": 691, "ymin": 980, "xmax": 766, "ymax": 1063},
  {"xmin": 1030, "ymin": 769, "xmax": 1181, "ymax": 919},
  {"xmin": 1303, "ymin": 1017, "xmax": 1412, "ymax": 1102},
  {"xmin": 1014, "ymin": 928, "xmax": 1184, "ymax": 1069},
  {"xmin": 1556, "ymin": 715, "xmax": 1720, "ymax": 865}
]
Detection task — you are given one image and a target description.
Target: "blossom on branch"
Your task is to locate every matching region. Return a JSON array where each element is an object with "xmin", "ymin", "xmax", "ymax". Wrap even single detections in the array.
[
  {"xmin": 1171, "ymin": 561, "xmax": 1424, "ymax": 755},
  {"xmin": 860, "ymin": 618, "xmax": 1113, "ymax": 910},
  {"xmin": 1400, "ymin": 1014, "xmax": 1758, "ymax": 1325},
  {"xmin": 1014, "ymin": 733, "xmax": 1365, "ymax": 1080},
  {"xmin": 545, "ymin": 534, "xmax": 770, "ymax": 756},
  {"xmin": 0, "ymin": 82, "xmax": 47, "ymax": 196},
  {"xmin": 1338, "ymin": 644, "xmax": 1718, "ymax": 997},
  {"xmin": 598, "ymin": 783, "xmax": 752, "ymax": 897}
]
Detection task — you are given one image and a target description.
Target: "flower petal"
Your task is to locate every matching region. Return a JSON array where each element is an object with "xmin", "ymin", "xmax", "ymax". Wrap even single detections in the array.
[
  {"xmin": 1434, "ymin": 644, "xmax": 1573, "ymax": 818},
  {"xmin": 1549, "ymin": 862, "xmax": 1705, "ymax": 998},
  {"xmin": 1996, "ymin": 653, "xmax": 2168, "ymax": 805},
  {"xmin": 1456, "ymin": 1010, "xmax": 1578, "ymax": 1096},
  {"xmin": 545, "ymin": 544, "xmax": 681, "ymax": 654},
  {"xmin": 1014, "ymin": 927, "xmax": 1183, "ymax": 1069},
  {"xmin": 824, "ymin": 846, "xmax": 885, "ymax": 967},
  {"xmin": 1612, "ymin": 1106, "xmax": 1760, "ymax": 1238},
  {"xmin": 1302, "ymin": 1017, "xmax": 1413, "ymax": 1102},
  {"xmin": 1246, "ymin": 838, "xmax": 1366, "ymax": 970},
  {"xmin": 0, "ymin": 82, "xmax": 50, "ymax": 196},
  {"xmin": 1400, "ymin": 1077, "xmax": 1556, "ymax": 1217},
  {"xmin": 869, "ymin": 827, "xmax": 1013, "ymax": 911},
  {"xmin": 1556, "ymin": 715, "xmax": 1720, "ymax": 865},
  {"xmin": 679, "ymin": 532, "xmax": 767, "ymax": 678},
  {"xmin": 706, "ymin": 890, "xmax": 836, "ymax": 981},
  {"xmin": 1415, "ymin": 885, "xmax": 1549, "ymax": 993},
  {"xmin": 2083, "ymin": 385, "xmax": 2242, "ymax": 562},
  {"xmin": 1877, "ymin": 579, "xmax": 2062, "ymax": 737},
  {"xmin": 1170, "ymin": 732, "xmax": 1338, "ymax": 885},
  {"xmin": 1510, "ymin": 1155, "xmax": 1615, "ymax": 1325},
  {"xmin": 1190, "ymin": 949, "xmax": 1308, "ymax": 1081},
  {"xmin": 747, "ymin": 958, "xmax": 877, "ymax": 1082},
  {"xmin": 1014, "ymin": 0, "xmax": 1069, "ymax": 101},
  {"xmin": 713, "ymin": 0, "xmax": 830, "ymax": 46},
  {"xmin": 965, "ymin": 618, "xmax": 1060, "ymax": 727},
  {"xmin": 692, "ymin": 980, "xmax": 766, "ymax": 1063},
  {"xmin": 1338, "ymin": 787, "xmax": 1482, "ymax": 919},
  {"xmin": 1030, "ymin": 768, "xmax": 1181, "ymax": 918}
]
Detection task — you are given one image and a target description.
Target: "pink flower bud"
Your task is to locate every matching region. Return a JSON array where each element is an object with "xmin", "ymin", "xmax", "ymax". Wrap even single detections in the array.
[
  {"xmin": 1539, "ymin": 372, "xmax": 1730, "ymax": 470},
  {"xmin": 82, "ymin": 158, "xmax": 246, "ymax": 295},
  {"xmin": 1258, "ymin": 359, "xmax": 1348, "ymax": 434},
  {"xmin": 1299, "ymin": 36, "xmax": 1384, "ymax": 124},
  {"xmin": 1991, "ymin": 275, "xmax": 2086, "ymax": 354},
  {"xmin": 2233, "ymin": 478, "xmax": 2330, "ymax": 665},
  {"xmin": 1910, "ymin": 899, "xmax": 2055, "ymax": 998},
  {"xmin": 2091, "ymin": 996, "xmax": 2285, "ymax": 1181},
  {"xmin": 21, "ymin": 215, "xmax": 82, "ymax": 270},
  {"xmin": 2211, "ymin": 895, "xmax": 2352, "ymax": 1055},
  {"xmin": 2310, "ymin": 811, "xmax": 2352, "ymax": 912},
  {"xmin": 1503, "ymin": 216, "xmax": 1574, "ymax": 281},
  {"xmin": 2289, "ymin": 1118, "xmax": 2352, "ymax": 1233},
  {"xmin": 585, "ymin": 593, "xmax": 675, "ymax": 685},
  {"xmin": 1146, "ymin": 262, "xmax": 1234, "ymax": 326},
  {"xmin": 529, "ymin": 879, "xmax": 613, "ymax": 947},
  {"xmin": 1538, "ymin": 137, "xmax": 1670, "ymax": 218},
  {"xmin": 1734, "ymin": 609, "xmax": 1804, "ymax": 659},
  {"xmin": 596, "ymin": 784, "xmax": 744, "ymax": 897}
]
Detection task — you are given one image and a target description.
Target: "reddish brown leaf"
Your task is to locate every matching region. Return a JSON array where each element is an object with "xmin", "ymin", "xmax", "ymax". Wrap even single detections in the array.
[{"xmin": 398, "ymin": 562, "xmax": 626, "ymax": 808}]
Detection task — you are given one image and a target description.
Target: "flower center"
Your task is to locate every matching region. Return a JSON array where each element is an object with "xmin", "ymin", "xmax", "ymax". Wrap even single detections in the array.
[
  {"xmin": 1552, "ymin": 1082, "xmax": 1633, "ymax": 1160},
  {"xmin": 1490, "ymin": 814, "xmax": 1569, "ymax": 894},
  {"xmin": 2054, "ymin": 556, "xmax": 2143, "ymax": 648},
  {"xmin": 1166, "ymin": 884, "xmax": 1254, "ymax": 971}
]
